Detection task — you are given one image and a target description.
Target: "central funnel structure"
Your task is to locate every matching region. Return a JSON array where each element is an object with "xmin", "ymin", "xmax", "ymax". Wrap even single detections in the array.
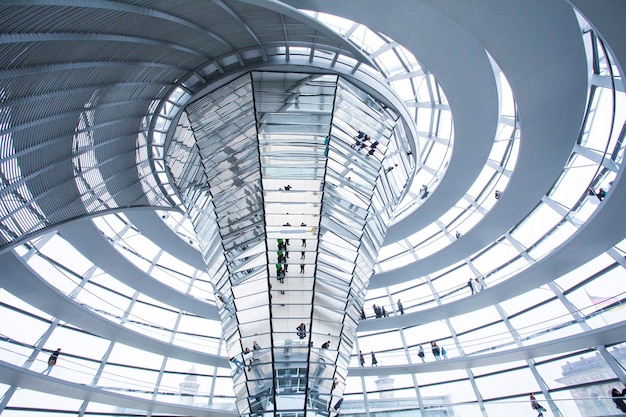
[{"xmin": 166, "ymin": 71, "xmax": 413, "ymax": 416}]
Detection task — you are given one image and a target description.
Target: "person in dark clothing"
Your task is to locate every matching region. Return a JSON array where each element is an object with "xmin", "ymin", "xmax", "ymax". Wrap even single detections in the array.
[
  {"xmin": 359, "ymin": 350, "xmax": 365, "ymax": 367},
  {"xmin": 612, "ymin": 387, "xmax": 626, "ymax": 413},
  {"xmin": 397, "ymin": 299, "xmax": 404, "ymax": 315},
  {"xmin": 42, "ymin": 348, "xmax": 61, "ymax": 375},
  {"xmin": 371, "ymin": 352, "xmax": 378, "ymax": 366},
  {"xmin": 296, "ymin": 323, "xmax": 306, "ymax": 340},
  {"xmin": 321, "ymin": 340, "xmax": 330, "ymax": 349},
  {"xmin": 333, "ymin": 398, "xmax": 343, "ymax": 410},
  {"xmin": 431, "ymin": 341, "xmax": 441, "ymax": 361}
]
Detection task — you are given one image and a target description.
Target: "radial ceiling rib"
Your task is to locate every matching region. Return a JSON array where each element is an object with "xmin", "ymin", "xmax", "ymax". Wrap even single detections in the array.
[{"xmin": 212, "ymin": 0, "xmax": 268, "ymax": 61}]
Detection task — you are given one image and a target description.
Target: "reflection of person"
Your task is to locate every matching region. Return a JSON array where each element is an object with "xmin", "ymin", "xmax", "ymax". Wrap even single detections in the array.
[
  {"xmin": 253, "ymin": 341, "xmax": 261, "ymax": 350},
  {"xmin": 230, "ymin": 355, "xmax": 243, "ymax": 374},
  {"xmin": 296, "ymin": 323, "xmax": 306, "ymax": 339},
  {"xmin": 612, "ymin": 387, "xmax": 626, "ymax": 413},
  {"xmin": 417, "ymin": 345, "xmax": 425, "ymax": 363},
  {"xmin": 42, "ymin": 348, "xmax": 61, "ymax": 375},
  {"xmin": 530, "ymin": 393, "xmax": 547, "ymax": 417}
]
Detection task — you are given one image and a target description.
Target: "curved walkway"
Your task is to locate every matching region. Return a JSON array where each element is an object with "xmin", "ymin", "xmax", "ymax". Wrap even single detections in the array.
[
  {"xmin": 0, "ymin": 251, "xmax": 228, "ymax": 368},
  {"xmin": 302, "ymin": 0, "xmax": 590, "ymax": 285},
  {"xmin": 58, "ymin": 217, "xmax": 219, "ymax": 320},
  {"xmin": 0, "ymin": 361, "xmax": 236, "ymax": 416},
  {"xmin": 360, "ymin": 170, "xmax": 626, "ymax": 331},
  {"xmin": 125, "ymin": 210, "xmax": 207, "ymax": 271},
  {"xmin": 350, "ymin": 319, "xmax": 626, "ymax": 376}
]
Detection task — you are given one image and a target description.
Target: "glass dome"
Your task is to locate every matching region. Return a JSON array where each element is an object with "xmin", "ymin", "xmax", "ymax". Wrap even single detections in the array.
[{"xmin": 0, "ymin": 2, "xmax": 625, "ymax": 417}]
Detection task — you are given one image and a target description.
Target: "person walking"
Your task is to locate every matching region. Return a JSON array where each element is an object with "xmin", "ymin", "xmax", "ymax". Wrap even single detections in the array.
[
  {"xmin": 397, "ymin": 299, "xmax": 404, "ymax": 315},
  {"xmin": 42, "ymin": 348, "xmax": 61, "ymax": 375},
  {"xmin": 612, "ymin": 387, "xmax": 626, "ymax": 413},
  {"xmin": 468, "ymin": 278, "xmax": 475, "ymax": 294},
  {"xmin": 371, "ymin": 351, "xmax": 378, "ymax": 366},
  {"xmin": 530, "ymin": 393, "xmax": 547, "ymax": 417},
  {"xmin": 418, "ymin": 345, "xmax": 425, "ymax": 363},
  {"xmin": 359, "ymin": 350, "xmax": 365, "ymax": 367},
  {"xmin": 373, "ymin": 304, "xmax": 381, "ymax": 318}
]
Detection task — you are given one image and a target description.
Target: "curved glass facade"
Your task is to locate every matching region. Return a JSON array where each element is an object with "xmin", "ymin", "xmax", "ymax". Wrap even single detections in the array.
[{"xmin": 0, "ymin": 2, "xmax": 625, "ymax": 417}]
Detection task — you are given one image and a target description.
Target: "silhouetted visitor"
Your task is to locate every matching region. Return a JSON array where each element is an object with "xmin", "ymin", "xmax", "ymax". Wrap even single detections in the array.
[
  {"xmin": 371, "ymin": 351, "xmax": 378, "ymax": 366},
  {"xmin": 612, "ymin": 387, "xmax": 626, "ymax": 413},
  {"xmin": 397, "ymin": 299, "xmax": 404, "ymax": 315},
  {"xmin": 42, "ymin": 348, "xmax": 61, "ymax": 375}
]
